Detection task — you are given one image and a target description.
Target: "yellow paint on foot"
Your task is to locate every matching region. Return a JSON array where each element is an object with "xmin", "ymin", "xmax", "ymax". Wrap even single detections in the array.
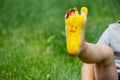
[
  {"xmin": 65, "ymin": 14, "xmax": 85, "ymax": 55},
  {"xmin": 81, "ymin": 7, "xmax": 88, "ymax": 15}
]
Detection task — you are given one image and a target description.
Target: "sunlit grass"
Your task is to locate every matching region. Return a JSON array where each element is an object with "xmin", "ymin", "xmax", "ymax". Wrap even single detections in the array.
[{"xmin": 0, "ymin": 0, "xmax": 120, "ymax": 79}]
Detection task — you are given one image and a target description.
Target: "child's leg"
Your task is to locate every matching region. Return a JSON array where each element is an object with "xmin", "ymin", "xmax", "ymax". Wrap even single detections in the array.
[
  {"xmin": 80, "ymin": 43, "xmax": 118, "ymax": 80},
  {"xmin": 79, "ymin": 42, "xmax": 118, "ymax": 80},
  {"xmin": 65, "ymin": 7, "xmax": 118, "ymax": 80},
  {"xmin": 81, "ymin": 63, "xmax": 94, "ymax": 80}
]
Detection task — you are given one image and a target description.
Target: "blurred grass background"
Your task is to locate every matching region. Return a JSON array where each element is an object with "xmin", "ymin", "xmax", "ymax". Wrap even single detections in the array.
[{"xmin": 0, "ymin": 0, "xmax": 120, "ymax": 80}]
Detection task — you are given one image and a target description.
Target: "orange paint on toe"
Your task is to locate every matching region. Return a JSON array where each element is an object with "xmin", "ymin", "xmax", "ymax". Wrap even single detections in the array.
[{"xmin": 73, "ymin": 7, "xmax": 78, "ymax": 11}]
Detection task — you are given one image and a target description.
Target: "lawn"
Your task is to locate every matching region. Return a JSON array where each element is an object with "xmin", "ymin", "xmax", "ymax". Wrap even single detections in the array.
[{"xmin": 0, "ymin": 0, "xmax": 120, "ymax": 80}]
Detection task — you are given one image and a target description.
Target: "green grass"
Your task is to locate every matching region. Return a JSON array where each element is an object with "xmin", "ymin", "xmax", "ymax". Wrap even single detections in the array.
[{"xmin": 0, "ymin": 0, "xmax": 120, "ymax": 79}]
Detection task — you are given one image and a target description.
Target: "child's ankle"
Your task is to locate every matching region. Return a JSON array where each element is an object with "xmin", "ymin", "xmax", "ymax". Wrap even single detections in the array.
[{"xmin": 77, "ymin": 42, "xmax": 87, "ymax": 56}]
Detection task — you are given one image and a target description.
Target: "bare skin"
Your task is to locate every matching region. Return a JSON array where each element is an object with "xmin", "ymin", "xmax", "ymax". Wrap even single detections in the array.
[
  {"xmin": 65, "ymin": 7, "xmax": 118, "ymax": 80},
  {"xmin": 81, "ymin": 63, "xmax": 94, "ymax": 80},
  {"xmin": 80, "ymin": 43, "xmax": 118, "ymax": 80}
]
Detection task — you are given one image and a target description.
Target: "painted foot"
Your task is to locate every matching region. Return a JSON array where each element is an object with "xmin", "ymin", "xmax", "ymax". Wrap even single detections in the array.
[{"xmin": 65, "ymin": 7, "xmax": 88, "ymax": 56}]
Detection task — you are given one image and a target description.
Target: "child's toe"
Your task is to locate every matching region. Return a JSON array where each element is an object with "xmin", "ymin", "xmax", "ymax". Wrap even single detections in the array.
[{"xmin": 65, "ymin": 7, "xmax": 78, "ymax": 19}]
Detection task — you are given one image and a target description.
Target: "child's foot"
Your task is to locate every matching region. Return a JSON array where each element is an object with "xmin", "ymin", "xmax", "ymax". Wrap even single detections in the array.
[{"xmin": 65, "ymin": 7, "xmax": 88, "ymax": 56}]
